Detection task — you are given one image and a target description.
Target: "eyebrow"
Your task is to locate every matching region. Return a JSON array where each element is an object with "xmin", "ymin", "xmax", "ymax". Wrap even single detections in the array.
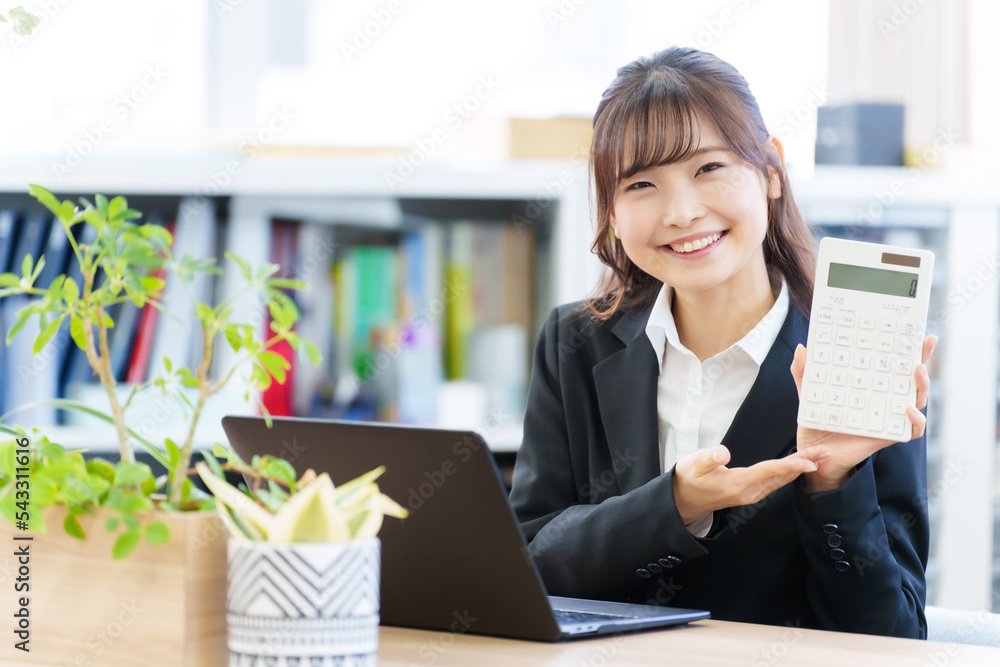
[{"xmin": 621, "ymin": 145, "xmax": 734, "ymax": 182}]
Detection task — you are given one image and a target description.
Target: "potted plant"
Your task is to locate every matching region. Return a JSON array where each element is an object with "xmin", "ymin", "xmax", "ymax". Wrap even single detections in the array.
[
  {"xmin": 195, "ymin": 448, "xmax": 407, "ymax": 665},
  {"xmin": 0, "ymin": 185, "xmax": 320, "ymax": 666}
]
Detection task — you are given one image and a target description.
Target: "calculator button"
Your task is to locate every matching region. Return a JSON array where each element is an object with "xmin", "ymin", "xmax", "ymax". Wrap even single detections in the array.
[
  {"xmin": 838, "ymin": 311, "xmax": 856, "ymax": 327},
  {"xmin": 891, "ymin": 397, "xmax": 908, "ymax": 414},
  {"xmin": 848, "ymin": 392, "xmax": 866, "ymax": 409},
  {"xmin": 873, "ymin": 375, "xmax": 890, "ymax": 392},
  {"xmin": 812, "ymin": 348, "xmax": 829, "ymax": 363},
  {"xmin": 893, "ymin": 377, "xmax": 910, "ymax": 394},
  {"xmin": 831, "ymin": 370, "xmax": 848, "ymax": 386},
  {"xmin": 828, "ymin": 389, "xmax": 845, "ymax": 406},
  {"xmin": 880, "ymin": 319, "xmax": 897, "ymax": 332},
  {"xmin": 875, "ymin": 356, "xmax": 892, "ymax": 372},
  {"xmin": 888, "ymin": 417, "xmax": 907, "ymax": 437},
  {"xmin": 824, "ymin": 409, "xmax": 843, "ymax": 426},
  {"xmin": 847, "ymin": 411, "xmax": 865, "ymax": 428},
  {"xmin": 867, "ymin": 395, "xmax": 886, "ymax": 432},
  {"xmin": 815, "ymin": 327, "xmax": 832, "ymax": 344},
  {"xmin": 898, "ymin": 341, "xmax": 915, "ymax": 355},
  {"xmin": 833, "ymin": 350, "xmax": 850, "ymax": 366},
  {"xmin": 877, "ymin": 336, "xmax": 895, "ymax": 353},
  {"xmin": 809, "ymin": 367, "xmax": 827, "ymax": 383},
  {"xmin": 857, "ymin": 333, "xmax": 874, "ymax": 350},
  {"xmin": 807, "ymin": 387, "xmax": 824, "ymax": 403},
  {"xmin": 901, "ymin": 321, "xmax": 918, "ymax": 335},
  {"xmin": 895, "ymin": 359, "xmax": 913, "ymax": 375},
  {"xmin": 851, "ymin": 373, "xmax": 869, "ymax": 389},
  {"xmin": 859, "ymin": 317, "xmax": 876, "ymax": 330},
  {"xmin": 835, "ymin": 331, "xmax": 853, "ymax": 346},
  {"xmin": 853, "ymin": 352, "xmax": 871, "ymax": 370},
  {"xmin": 817, "ymin": 307, "xmax": 835, "ymax": 325},
  {"xmin": 803, "ymin": 406, "xmax": 821, "ymax": 423}
]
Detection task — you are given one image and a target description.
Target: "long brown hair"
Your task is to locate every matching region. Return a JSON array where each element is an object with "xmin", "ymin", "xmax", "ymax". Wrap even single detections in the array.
[{"xmin": 575, "ymin": 46, "xmax": 817, "ymax": 324}]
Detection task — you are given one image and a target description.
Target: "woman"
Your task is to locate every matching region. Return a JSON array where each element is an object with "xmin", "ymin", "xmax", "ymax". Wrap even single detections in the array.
[{"xmin": 508, "ymin": 46, "xmax": 937, "ymax": 638}]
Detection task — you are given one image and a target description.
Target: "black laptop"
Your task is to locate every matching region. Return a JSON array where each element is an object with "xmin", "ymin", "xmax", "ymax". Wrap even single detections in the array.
[{"xmin": 221, "ymin": 415, "xmax": 710, "ymax": 641}]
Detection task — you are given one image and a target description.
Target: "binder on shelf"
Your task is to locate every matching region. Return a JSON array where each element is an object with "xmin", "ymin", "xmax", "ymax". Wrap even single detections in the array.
[
  {"xmin": 0, "ymin": 210, "xmax": 18, "ymax": 274},
  {"xmin": 127, "ymin": 220, "xmax": 175, "ymax": 385},
  {"xmin": 35, "ymin": 215, "xmax": 73, "ymax": 289},
  {"xmin": 147, "ymin": 199, "xmax": 217, "ymax": 380},
  {"xmin": 260, "ymin": 219, "xmax": 300, "ymax": 418}
]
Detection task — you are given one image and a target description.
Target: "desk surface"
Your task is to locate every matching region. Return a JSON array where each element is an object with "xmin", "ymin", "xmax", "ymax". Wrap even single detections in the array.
[{"xmin": 377, "ymin": 619, "xmax": 1000, "ymax": 666}]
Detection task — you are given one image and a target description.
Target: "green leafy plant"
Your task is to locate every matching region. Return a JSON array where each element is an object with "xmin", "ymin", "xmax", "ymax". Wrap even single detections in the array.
[
  {"xmin": 0, "ymin": 5, "xmax": 40, "ymax": 43},
  {"xmin": 0, "ymin": 185, "xmax": 322, "ymax": 558},
  {"xmin": 195, "ymin": 444, "xmax": 408, "ymax": 543}
]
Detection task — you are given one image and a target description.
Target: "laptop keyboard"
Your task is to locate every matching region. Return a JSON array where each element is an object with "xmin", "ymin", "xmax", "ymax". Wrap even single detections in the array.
[{"xmin": 553, "ymin": 609, "xmax": 632, "ymax": 625}]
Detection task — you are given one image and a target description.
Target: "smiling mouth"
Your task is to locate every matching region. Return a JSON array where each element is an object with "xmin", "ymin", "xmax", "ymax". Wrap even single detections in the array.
[{"xmin": 664, "ymin": 231, "xmax": 727, "ymax": 254}]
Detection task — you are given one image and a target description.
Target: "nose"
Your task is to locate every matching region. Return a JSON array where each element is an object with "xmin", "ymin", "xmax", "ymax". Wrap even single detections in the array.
[{"xmin": 660, "ymin": 181, "xmax": 706, "ymax": 229}]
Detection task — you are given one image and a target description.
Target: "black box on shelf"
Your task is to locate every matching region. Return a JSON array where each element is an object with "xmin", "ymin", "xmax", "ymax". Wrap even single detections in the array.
[{"xmin": 815, "ymin": 103, "xmax": 905, "ymax": 166}]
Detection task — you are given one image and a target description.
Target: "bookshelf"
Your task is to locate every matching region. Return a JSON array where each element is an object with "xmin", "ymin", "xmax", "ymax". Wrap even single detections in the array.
[
  {"xmin": 0, "ymin": 155, "xmax": 597, "ymax": 455},
  {"xmin": 1, "ymin": 157, "xmax": 998, "ymax": 610}
]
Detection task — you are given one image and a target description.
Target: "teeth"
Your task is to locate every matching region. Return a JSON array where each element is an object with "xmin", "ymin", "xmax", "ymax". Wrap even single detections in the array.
[{"xmin": 670, "ymin": 232, "xmax": 722, "ymax": 253}]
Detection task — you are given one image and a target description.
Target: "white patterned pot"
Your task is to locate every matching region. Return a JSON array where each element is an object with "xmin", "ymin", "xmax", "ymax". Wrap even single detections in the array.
[{"xmin": 226, "ymin": 537, "xmax": 380, "ymax": 667}]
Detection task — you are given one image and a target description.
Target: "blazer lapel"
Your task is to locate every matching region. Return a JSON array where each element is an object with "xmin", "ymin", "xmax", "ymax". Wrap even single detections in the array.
[
  {"xmin": 722, "ymin": 306, "xmax": 809, "ymax": 468},
  {"xmin": 592, "ymin": 299, "xmax": 661, "ymax": 493}
]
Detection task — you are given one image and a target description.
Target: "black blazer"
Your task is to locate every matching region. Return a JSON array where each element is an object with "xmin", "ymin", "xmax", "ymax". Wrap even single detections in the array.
[{"xmin": 508, "ymin": 295, "xmax": 929, "ymax": 638}]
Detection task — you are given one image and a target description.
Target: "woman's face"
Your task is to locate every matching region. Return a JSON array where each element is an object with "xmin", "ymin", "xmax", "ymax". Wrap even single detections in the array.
[{"xmin": 610, "ymin": 118, "xmax": 781, "ymax": 298}]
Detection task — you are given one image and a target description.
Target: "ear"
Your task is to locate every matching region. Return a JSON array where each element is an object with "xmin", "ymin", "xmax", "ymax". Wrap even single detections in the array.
[{"xmin": 765, "ymin": 136, "xmax": 784, "ymax": 200}]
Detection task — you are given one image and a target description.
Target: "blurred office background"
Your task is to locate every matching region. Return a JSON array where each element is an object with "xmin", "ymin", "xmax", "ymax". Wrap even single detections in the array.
[{"xmin": 0, "ymin": 0, "xmax": 998, "ymax": 613}]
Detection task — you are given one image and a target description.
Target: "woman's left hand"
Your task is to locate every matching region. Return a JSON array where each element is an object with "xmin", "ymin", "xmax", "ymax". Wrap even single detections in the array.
[{"xmin": 789, "ymin": 335, "xmax": 938, "ymax": 493}]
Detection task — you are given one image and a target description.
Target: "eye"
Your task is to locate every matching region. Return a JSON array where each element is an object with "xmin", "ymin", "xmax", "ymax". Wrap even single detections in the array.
[
  {"xmin": 624, "ymin": 181, "xmax": 652, "ymax": 192},
  {"xmin": 697, "ymin": 162, "xmax": 724, "ymax": 175}
]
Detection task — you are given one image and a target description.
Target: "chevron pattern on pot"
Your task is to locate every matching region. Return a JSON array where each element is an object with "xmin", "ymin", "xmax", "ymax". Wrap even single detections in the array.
[
  {"xmin": 227, "ymin": 539, "xmax": 380, "ymax": 619},
  {"xmin": 226, "ymin": 539, "xmax": 381, "ymax": 663}
]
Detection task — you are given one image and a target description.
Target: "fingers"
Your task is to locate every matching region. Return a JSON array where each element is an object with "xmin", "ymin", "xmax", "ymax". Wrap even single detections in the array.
[
  {"xmin": 907, "ymin": 405, "xmax": 926, "ymax": 442},
  {"xmin": 690, "ymin": 444, "xmax": 730, "ymax": 477},
  {"xmin": 914, "ymin": 363, "xmax": 930, "ymax": 410},
  {"xmin": 789, "ymin": 344, "xmax": 805, "ymax": 395},
  {"xmin": 921, "ymin": 335, "xmax": 938, "ymax": 365},
  {"xmin": 730, "ymin": 453, "xmax": 820, "ymax": 506}
]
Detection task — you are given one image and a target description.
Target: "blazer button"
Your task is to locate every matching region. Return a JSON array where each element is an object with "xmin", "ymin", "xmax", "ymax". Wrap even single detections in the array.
[
  {"xmin": 666, "ymin": 555, "xmax": 683, "ymax": 565},
  {"xmin": 657, "ymin": 558, "xmax": 673, "ymax": 569},
  {"xmin": 647, "ymin": 562, "xmax": 663, "ymax": 574},
  {"xmin": 834, "ymin": 560, "xmax": 851, "ymax": 572},
  {"xmin": 827, "ymin": 534, "xmax": 843, "ymax": 548},
  {"xmin": 636, "ymin": 568, "xmax": 651, "ymax": 578},
  {"xmin": 830, "ymin": 548, "xmax": 846, "ymax": 561},
  {"xmin": 821, "ymin": 523, "xmax": 839, "ymax": 535}
]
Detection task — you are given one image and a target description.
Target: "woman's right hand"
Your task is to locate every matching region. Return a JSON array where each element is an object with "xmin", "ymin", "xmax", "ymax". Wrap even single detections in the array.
[{"xmin": 671, "ymin": 444, "xmax": 830, "ymax": 525}]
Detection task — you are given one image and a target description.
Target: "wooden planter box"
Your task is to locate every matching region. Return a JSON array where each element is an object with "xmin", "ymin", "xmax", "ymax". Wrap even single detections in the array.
[{"xmin": 0, "ymin": 504, "xmax": 228, "ymax": 666}]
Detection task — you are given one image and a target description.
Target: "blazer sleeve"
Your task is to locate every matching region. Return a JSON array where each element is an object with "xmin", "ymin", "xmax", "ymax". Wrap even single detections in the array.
[
  {"xmin": 508, "ymin": 305, "xmax": 709, "ymax": 601},
  {"xmin": 792, "ymin": 424, "xmax": 929, "ymax": 638}
]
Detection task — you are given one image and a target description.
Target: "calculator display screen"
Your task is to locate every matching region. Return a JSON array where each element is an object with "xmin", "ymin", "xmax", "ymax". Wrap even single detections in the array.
[{"xmin": 828, "ymin": 263, "xmax": 918, "ymax": 298}]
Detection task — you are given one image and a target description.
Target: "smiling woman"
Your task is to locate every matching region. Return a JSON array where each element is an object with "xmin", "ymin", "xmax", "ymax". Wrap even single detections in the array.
[{"xmin": 508, "ymin": 46, "xmax": 936, "ymax": 640}]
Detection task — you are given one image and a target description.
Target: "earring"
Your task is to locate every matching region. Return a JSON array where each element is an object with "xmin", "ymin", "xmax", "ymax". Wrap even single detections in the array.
[{"xmin": 611, "ymin": 225, "xmax": 620, "ymax": 240}]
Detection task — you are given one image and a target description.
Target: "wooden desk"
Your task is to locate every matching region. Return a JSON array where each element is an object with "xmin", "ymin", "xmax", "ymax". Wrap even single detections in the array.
[{"xmin": 376, "ymin": 620, "xmax": 1000, "ymax": 666}]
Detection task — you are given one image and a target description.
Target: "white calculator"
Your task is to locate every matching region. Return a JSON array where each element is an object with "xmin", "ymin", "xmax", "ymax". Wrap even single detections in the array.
[{"xmin": 797, "ymin": 237, "xmax": 934, "ymax": 440}]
